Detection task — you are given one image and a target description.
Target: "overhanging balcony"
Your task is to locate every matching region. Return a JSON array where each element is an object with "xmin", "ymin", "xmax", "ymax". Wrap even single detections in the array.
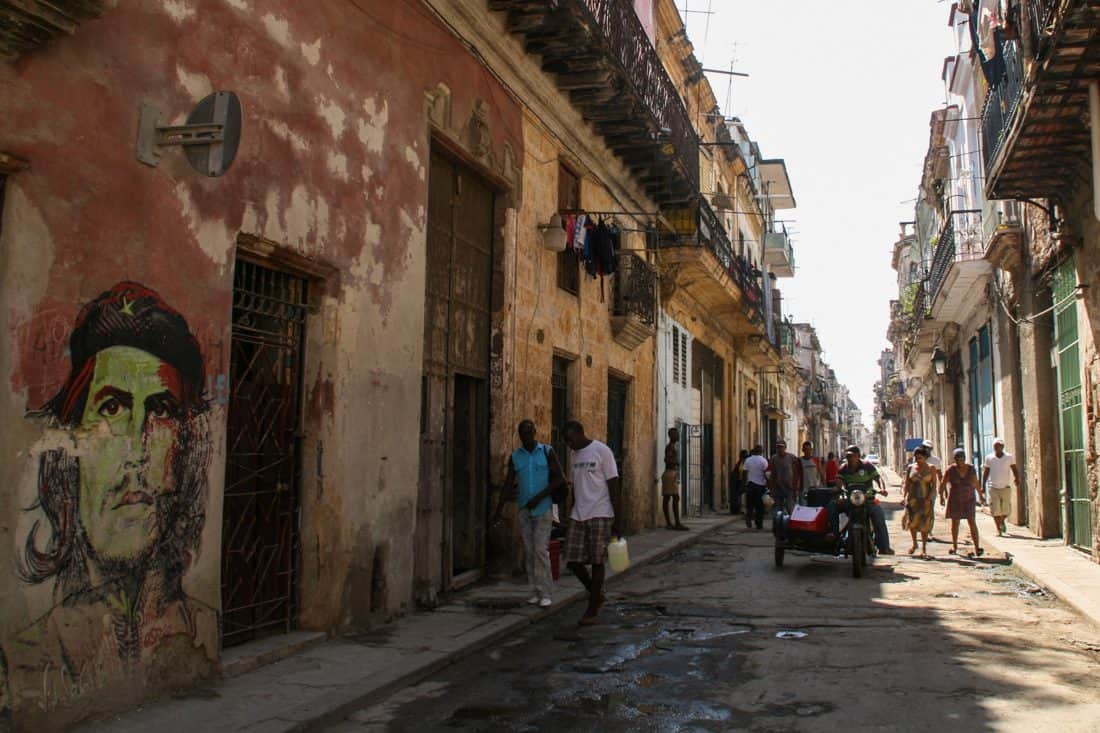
[
  {"xmin": 610, "ymin": 251, "xmax": 657, "ymax": 349},
  {"xmin": 982, "ymin": 1, "xmax": 1100, "ymax": 200},
  {"xmin": 0, "ymin": 0, "xmax": 104, "ymax": 59},
  {"xmin": 490, "ymin": 0, "xmax": 698, "ymax": 206},
  {"xmin": 656, "ymin": 198, "xmax": 765, "ymax": 333},
  {"xmin": 763, "ymin": 223, "xmax": 795, "ymax": 277},
  {"xmin": 928, "ymin": 210, "xmax": 991, "ymax": 324}
]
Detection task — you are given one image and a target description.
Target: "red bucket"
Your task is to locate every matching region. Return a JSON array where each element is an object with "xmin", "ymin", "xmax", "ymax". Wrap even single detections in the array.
[{"xmin": 549, "ymin": 539, "xmax": 561, "ymax": 580}]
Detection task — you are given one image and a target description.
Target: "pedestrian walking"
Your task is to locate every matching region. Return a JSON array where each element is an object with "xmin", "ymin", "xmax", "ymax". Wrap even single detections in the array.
[
  {"xmin": 981, "ymin": 437, "xmax": 1019, "ymax": 537},
  {"xmin": 743, "ymin": 445, "xmax": 769, "ymax": 530},
  {"xmin": 562, "ymin": 420, "xmax": 621, "ymax": 626},
  {"xmin": 903, "ymin": 447, "xmax": 937, "ymax": 557},
  {"xmin": 492, "ymin": 420, "xmax": 565, "ymax": 608},
  {"xmin": 768, "ymin": 440, "xmax": 802, "ymax": 513},
  {"xmin": 939, "ymin": 448, "xmax": 984, "ymax": 557},
  {"xmin": 824, "ymin": 451, "xmax": 840, "ymax": 485},
  {"xmin": 799, "ymin": 441, "xmax": 825, "ymax": 491},
  {"xmin": 731, "ymin": 449, "xmax": 749, "ymax": 516},
  {"xmin": 662, "ymin": 427, "xmax": 689, "ymax": 531}
]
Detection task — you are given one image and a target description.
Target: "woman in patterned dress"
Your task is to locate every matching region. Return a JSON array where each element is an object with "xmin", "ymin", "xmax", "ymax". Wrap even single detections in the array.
[
  {"xmin": 903, "ymin": 447, "xmax": 937, "ymax": 557},
  {"xmin": 939, "ymin": 448, "xmax": 985, "ymax": 557}
]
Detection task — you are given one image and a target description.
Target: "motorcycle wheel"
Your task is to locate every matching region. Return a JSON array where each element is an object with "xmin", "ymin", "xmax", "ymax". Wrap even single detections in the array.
[
  {"xmin": 774, "ymin": 546, "xmax": 785, "ymax": 568},
  {"xmin": 851, "ymin": 528, "xmax": 866, "ymax": 578}
]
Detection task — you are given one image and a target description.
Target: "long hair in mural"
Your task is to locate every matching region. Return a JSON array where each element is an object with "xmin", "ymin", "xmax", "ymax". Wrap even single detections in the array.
[{"xmin": 2, "ymin": 282, "xmax": 216, "ymax": 715}]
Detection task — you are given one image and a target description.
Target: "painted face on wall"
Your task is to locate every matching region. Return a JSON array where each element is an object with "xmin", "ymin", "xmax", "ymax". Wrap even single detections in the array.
[{"xmin": 77, "ymin": 345, "xmax": 184, "ymax": 563}]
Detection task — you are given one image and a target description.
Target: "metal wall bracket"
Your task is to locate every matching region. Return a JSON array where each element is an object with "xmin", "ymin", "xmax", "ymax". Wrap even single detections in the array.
[
  {"xmin": 137, "ymin": 103, "xmax": 222, "ymax": 166},
  {"xmin": 135, "ymin": 91, "xmax": 241, "ymax": 176}
]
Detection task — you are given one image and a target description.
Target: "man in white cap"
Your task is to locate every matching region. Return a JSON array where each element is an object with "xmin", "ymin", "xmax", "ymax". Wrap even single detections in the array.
[{"xmin": 981, "ymin": 438, "xmax": 1019, "ymax": 536}]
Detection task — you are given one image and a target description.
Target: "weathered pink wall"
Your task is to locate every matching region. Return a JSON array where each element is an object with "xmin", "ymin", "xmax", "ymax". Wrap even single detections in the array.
[{"xmin": 0, "ymin": 0, "xmax": 522, "ymax": 727}]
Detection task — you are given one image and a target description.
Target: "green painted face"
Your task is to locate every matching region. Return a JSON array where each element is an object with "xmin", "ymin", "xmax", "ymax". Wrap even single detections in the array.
[{"xmin": 77, "ymin": 346, "xmax": 184, "ymax": 564}]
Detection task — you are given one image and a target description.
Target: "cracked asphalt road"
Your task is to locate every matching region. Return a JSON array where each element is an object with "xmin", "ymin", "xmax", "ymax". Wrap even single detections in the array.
[{"xmin": 326, "ymin": 497, "xmax": 1100, "ymax": 733}]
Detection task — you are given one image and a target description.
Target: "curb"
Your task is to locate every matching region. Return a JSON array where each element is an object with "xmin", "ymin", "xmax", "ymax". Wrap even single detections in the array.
[
  {"xmin": 297, "ymin": 515, "xmax": 739, "ymax": 731},
  {"xmin": 975, "ymin": 515, "xmax": 1100, "ymax": 632}
]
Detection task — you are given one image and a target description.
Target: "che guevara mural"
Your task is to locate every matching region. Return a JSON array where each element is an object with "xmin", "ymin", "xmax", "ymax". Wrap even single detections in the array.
[{"xmin": 1, "ymin": 282, "xmax": 217, "ymax": 717}]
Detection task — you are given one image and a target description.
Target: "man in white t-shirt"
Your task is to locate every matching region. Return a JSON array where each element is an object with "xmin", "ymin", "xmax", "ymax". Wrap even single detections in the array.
[
  {"xmin": 982, "ymin": 437, "xmax": 1019, "ymax": 536},
  {"xmin": 742, "ymin": 444, "xmax": 770, "ymax": 530},
  {"xmin": 562, "ymin": 420, "xmax": 621, "ymax": 626}
]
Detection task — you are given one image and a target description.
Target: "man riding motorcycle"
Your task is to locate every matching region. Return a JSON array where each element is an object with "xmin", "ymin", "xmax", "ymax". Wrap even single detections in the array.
[{"xmin": 829, "ymin": 445, "xmax": 895, "ymax": 555}]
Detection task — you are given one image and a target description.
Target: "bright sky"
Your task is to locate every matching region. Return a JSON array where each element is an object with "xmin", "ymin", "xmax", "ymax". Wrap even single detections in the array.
[{"xmin": 686, "ymin": 1, "xmax": 954, "ymax": 421}]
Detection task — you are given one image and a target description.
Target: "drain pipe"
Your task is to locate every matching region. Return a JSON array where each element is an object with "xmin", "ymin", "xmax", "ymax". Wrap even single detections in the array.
[{"xmin": 1090, "ymin": 81, "xmax": 1100, "ymax": 221}]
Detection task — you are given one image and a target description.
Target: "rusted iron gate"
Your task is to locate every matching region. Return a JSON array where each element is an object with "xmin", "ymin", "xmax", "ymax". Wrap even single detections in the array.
[{"xmin": 221, "ymin": 260, "xmax": 307, "ymax": 647}]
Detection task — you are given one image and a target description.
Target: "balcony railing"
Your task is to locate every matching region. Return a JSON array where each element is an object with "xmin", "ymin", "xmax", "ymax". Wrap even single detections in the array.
[
  {"xmin": 929, "ymin": 210, "xmax": 983, "ymax": 302},
  {"xmin": 579, "ymin": 0, "xmax": 699, "ymax": 191},
  {"xmin": 929, "ymin": 218, "xmax": 955, "ymax": 302},
  {"xmin": 658, "ymin": 198, "xmax": 765, "ymax": 321},
  {"xmin": 491, "ymin": 0, "xmax": 698, "ymax": 205},
  {"xmin": 980, "ymin": 37, "xmax": 1025, "ymax": 175},
  {"xmin": 1027, "ymin": 0, "xmax": 1060, "ymax": 60},
  {"xmin": 609, "ymin": 250, "xmax": 657, "ymax": 349},
  {"xmin": 611, "ymin": 251, "xmax": 657, "ymax": 325}
]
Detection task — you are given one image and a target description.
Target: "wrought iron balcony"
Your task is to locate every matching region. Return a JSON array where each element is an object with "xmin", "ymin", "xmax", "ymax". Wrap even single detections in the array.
[
  {"xmin": 490, "ymin": 0, "xmax": 699, "ymax": 206},
  {"xmin": 656, "ymin": 198, "xmax": 765, "ymax": 330},
  {"xmin": 610, "ymin": 251, "xmax": 657, "ymax": 349},
  {"xmin": 980, "ymin": 37, "xmax": 1025, "ymax": 179},
  {"xmin": 981, "ymin": 1, "xmax": 1100, "ymax": 199},
  {"xmin": 928, "ymin": 210, "xmax": 989, "ymax": 321}
]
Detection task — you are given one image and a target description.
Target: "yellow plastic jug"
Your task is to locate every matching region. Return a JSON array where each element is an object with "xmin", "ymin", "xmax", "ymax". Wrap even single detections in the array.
[{"xmin": 607, "ymin": 537, "xmax": 630, "ymax": 573}]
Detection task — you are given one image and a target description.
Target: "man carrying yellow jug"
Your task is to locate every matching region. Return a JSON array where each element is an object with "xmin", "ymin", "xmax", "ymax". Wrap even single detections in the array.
[{"xmin": 562, "ymin": 420, "xmax": 623, "ymax": 627}]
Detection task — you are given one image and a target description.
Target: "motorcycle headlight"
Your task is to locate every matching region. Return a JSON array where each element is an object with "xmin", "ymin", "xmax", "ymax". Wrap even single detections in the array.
[{"xmin": 850, "ymin": 489, "xmax": 866, "ymax": 506}]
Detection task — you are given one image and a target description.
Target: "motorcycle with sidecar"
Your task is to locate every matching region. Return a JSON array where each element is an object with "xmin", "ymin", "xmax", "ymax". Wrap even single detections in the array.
[{"xmin": 772, "ymin": 486, "xmax": 878, "ymax": 577}]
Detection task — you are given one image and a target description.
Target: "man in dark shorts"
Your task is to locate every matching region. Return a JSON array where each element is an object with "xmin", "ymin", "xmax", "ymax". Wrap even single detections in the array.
[
  {"xmin": 562, "ymin": 421, "xmax": 622, "ymax": 626},
  {"xmin": 662, "ymin": 427, "xmax": 688, "ymax": 531}
]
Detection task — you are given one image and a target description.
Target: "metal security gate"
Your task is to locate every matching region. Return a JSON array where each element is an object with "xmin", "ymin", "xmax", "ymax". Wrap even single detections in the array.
[
  {"xmin": 222, "ymin": 260, "xmax": 307, "ymax": 647},
  {"xmin": 678, "ymin": 421, "xmax": 703, "ymax": 516},
  {"xmin": 1052, "ymin": 261, "xmax": 1090, "ymax": 549}
]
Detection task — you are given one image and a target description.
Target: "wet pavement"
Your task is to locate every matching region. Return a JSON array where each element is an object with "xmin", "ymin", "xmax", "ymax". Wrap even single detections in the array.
[{"xmin": 325, "ymin": 500, "xmax": 1100, "ymax": 733}]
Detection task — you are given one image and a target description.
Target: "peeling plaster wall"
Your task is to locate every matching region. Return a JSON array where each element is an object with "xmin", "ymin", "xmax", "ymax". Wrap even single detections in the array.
[{"xmin": 0, "ymin": 0, "xmax": 522, "ymax": 726}]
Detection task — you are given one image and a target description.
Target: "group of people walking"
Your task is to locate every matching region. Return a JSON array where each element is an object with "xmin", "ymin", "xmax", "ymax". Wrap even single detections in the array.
[
  {"xmin": 902, "ymin": 437, "xmax": 1019, "ymax": 558},
  {"xmin": 494, "ymin": 416, "xmax": 1022, "ymax": 627}
]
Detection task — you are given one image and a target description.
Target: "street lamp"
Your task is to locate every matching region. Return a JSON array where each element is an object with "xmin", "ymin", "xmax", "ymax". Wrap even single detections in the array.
[{"xmin": 932, "ymin": 348, "xmax": 947, "ymax": 376}]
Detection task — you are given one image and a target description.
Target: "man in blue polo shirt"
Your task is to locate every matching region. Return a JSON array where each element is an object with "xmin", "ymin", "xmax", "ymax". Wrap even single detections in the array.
[{"xmin": 493, "ymin": 419, "xmax": 565, "ymax": 607}]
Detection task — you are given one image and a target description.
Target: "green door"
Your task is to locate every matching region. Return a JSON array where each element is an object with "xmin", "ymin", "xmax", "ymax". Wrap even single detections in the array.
[{"xmin": 1052, "ymin": 260, "xmax": 1091, "ymax": 549}]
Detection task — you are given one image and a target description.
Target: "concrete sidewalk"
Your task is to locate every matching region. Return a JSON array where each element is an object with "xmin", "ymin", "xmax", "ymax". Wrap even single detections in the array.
[
  {"xmin": 883, "ymin": 466, "xmax": 1100, "ymax": 631},
  {"xmin": 84, "ymin": 514, "xmax": 737, "ymax": 733},
  {"xmin": 975, "ymin": 508, "xmax": 1100, "ymax": 630}
]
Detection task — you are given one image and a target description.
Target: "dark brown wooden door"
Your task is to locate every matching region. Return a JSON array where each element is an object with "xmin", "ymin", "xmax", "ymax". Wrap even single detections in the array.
[
  {"xmin": 417, "ymin": 150, "xmax": 494, "ymax": 593},
  {"xmin": 221, "ymin": 260, "xmax": 307, "ymax": 647}
]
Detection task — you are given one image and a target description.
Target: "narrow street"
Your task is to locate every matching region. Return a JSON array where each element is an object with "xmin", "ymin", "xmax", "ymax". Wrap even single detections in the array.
[{"xmin": 328, "ymin": 479, "xmax": 1100, "ymax": 733}]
